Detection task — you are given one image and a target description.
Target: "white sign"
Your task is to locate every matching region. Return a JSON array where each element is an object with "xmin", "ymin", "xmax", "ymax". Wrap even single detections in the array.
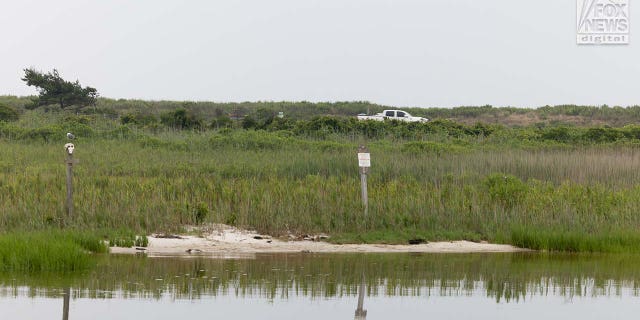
[
  {"xmin": 577, "ymin": 0, "xmax": 629, "ymax": 44},
  {"xmin": 358, "ymin": 153, "xmax": 370, "ymax": 168}
]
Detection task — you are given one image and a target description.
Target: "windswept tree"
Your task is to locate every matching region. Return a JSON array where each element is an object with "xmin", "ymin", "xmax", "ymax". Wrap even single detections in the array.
[{"xmin": 22, "ymin": 68, "xmax": 98, "ymax": 110}]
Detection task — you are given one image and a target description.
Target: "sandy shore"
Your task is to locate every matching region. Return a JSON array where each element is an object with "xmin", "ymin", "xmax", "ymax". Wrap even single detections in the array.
[{"xmin": 110, "ymin": 224, "xmax": 528, "ymax": 256}]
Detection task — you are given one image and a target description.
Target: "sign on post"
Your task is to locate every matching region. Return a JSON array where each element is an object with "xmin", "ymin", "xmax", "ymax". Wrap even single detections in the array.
[
  {"xmin": 358, "ymin": 152, "xmax": 370, "ymax": 169},
  {"xmin": 357, "ymin": 146, "xmax": 369, "ymax": 217}
]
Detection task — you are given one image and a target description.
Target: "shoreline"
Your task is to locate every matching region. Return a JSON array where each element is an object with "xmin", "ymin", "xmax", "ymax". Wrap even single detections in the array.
[{"xmin": 109, "ymin": 225, "xmax": 529, "ymax": 256}]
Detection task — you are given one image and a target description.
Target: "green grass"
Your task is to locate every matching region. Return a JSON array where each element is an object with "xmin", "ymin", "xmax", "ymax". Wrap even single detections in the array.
[
  {"xmin": 0, "ymin": 230, "xmax": 107, "ymax": 272},
  {"xmin": 103, "ymin": 228, "xmax": 148, "ymax": 247},
  {"xmin": 504, "ymin": 227, "xmax": 640, "ymax": 253},
  {"xmin": 4, "ymin": 111, "xmax": 640, "ymax": 252}
]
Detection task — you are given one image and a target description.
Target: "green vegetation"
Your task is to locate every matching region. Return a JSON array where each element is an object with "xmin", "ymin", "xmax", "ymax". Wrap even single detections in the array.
[
  {"xmin": 0, "ymin": 103, "xmax": 19, "ymax": 122},
  {"xmin": 160, "ymin": 108, "xmax": 203, "ymax": 130},
  {"xmin": 507, "ymin": 228, "xmax": 640, "ymax": 253},
  {"xmin": 3, "ymin": 99, "xmax": 640, "ymax": 253},
  {"xmin": 3, "ymin": 95, "xmax": 640, "ymax": 126},
  {"xmin": 106, "ymin": 229, "xmax": 148, "ymax": 248},
  {"xmin": 0, "ymin": 230, "xmax": 107, "ymax": 272}
]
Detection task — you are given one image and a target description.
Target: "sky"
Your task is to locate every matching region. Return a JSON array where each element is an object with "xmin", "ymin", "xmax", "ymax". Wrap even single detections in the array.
[{"xmin": 0, "ymin": 0, "xmax": 638, "ymax": 108}]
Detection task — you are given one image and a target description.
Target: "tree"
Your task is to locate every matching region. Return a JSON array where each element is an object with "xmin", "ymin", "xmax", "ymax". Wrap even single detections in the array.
[{"xmin": 22, "ymin": 68, "xmax": 98, "ymax": 110}]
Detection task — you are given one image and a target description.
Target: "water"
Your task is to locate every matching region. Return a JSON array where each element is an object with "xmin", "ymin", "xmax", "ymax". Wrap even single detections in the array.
[{"xmin": 1, "ymin": 252, "xmax": 640, "ymax": 319}]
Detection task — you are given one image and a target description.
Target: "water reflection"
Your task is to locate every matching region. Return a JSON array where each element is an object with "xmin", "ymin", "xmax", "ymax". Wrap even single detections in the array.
[
  {"xmin": 354, "ymin": 273, "xmax": 367, "ymax": 320},
  {"xmin": 1, "ymin": 252, "xmax": 640, "ymax": 303},
  {"xmin": 62, "ymin": 287, "xmax": 69, "ymax": 320}
]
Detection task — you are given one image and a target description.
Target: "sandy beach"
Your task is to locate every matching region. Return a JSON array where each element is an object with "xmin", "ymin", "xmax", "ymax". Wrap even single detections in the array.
[{"xmin": 110, "ymin": 224, "xmax": 528, "ymax": 256}]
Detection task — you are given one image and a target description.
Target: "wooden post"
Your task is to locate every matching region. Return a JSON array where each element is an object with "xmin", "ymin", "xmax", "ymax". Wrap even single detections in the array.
[
  {"xmin": 65, "ymin": 154, "xmax": 74, "ymax": 219},
  {"xmin": 357, "ymin": 146, "xmax": 370, "ymax": 217},
  {"xmin": 64, "ymin": 143, "xmax": 77, "ymax": 221},
  {"xmin": 62, "ymin": 287, "xmax": 70, "ymax": 320},
  {"xmin": 360, "ymin": 170, "xmax": 368, "ymax": 216}
]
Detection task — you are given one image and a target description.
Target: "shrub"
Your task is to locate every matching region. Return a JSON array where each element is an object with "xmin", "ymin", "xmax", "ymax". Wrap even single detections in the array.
[
  {"xmin": 582, "ymin": 127, "xmax": 623, "ymax": 143},
  {"xmin": 0, "ymin": 103, "xmax": 19, "ymax": 122},
  {"xmin": 21, "ymin": 125, "xmax": 61, "ymax": 142},
  {"xmin": 242, "ymin": 115, "xmax": 258, "ymax": 129},
  {"xmin": 210, "ymin": 115, "xmax": 233, "ymax": 129},
  {"xmin": 484, "ymin": 173, "xmax": 528, "ymax": 208},
  {"xmin": 540, "ymin": 126, "xmax": 572, "ymax": 142},
  {"xmin": 160, "ymin": 108, "xmax": 202, "ymax": 130},
  {"xmin": 121, "ymin": 113, "xmax": 158, "ymax": 126}
]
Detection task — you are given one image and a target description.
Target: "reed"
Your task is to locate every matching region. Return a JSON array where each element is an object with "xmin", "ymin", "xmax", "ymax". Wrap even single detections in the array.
[
  {"xmin": 0, "ymin": 230, "xmax": 107, "ymax": 272},
  {"xmin": 4, "ymin": 112, "xmax": 640, "ymax": 252}
]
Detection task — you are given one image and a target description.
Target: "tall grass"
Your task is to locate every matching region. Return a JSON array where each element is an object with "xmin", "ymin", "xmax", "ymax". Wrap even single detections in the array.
[
  {"xmin": 4, "ymin": 112, "xmax": 640, "ymax": 252},
  {"xmin": 0, "ymin": 230, "xmax": 107, "ymax": 272}
]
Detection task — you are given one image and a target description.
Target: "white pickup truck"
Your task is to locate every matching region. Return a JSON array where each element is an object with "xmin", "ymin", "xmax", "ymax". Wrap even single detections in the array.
[{"xmin": 357, "ymin": 110, "xmax": 429, "ymax": 123}]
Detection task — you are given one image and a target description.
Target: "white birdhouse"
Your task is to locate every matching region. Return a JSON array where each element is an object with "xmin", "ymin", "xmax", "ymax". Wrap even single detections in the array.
[{"xmin": 64, "ymin": 143, "xmax": 75, "ymax": 155}]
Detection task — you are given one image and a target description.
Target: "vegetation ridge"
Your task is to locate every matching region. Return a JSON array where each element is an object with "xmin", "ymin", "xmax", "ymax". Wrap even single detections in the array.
[{"xmin": 3, "ymin": 98, "xmax": 640, "ymax": 254}]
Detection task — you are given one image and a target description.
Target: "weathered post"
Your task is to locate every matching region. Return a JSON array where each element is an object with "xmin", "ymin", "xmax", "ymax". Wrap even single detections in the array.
[
  {"xmin": 354, "ymin": 273, "xmax": 367, "ymax": 319},
  {"xmin": 62, "ymin": 287, "xmax": 70, "ymax": 320},
  {"xmin": 64, "ymin": 143, "xmax": 76, "ymax": 220},
  {"xmin": 357, "ymin": 146, "xmax": 370, "ymax": 217}
]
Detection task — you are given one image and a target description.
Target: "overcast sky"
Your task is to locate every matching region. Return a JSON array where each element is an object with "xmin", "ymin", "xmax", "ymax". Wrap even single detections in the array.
[{"xmin": 0, "ymin": 0, "xmax": 638, "ymax": 108}]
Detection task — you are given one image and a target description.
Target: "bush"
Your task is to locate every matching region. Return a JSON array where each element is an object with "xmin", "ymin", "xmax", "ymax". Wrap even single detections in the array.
[
  {"xmin": 0, "ymin": 103, "xmax": 19, "ymax": 122},
  {"xmin": 21, "ymin": 125, "xmax": 61, "ymax": 142},
  {"xmin": 540, "ymin": 126, "xmax": 572, "ymax": 142},
  {"xmin": 242, "ymin": 115, "xmax": 258, "ymax": 129},
  {"xmin": 484, "ymin": 173, "xmax": 528, "ymax": 208},
  {"xmin": 582, "ymin": 127, "xmax": 623, "ymax": 143},
  {"xmin": 61, "ymin": 116, "xmax": 94, "ymax": 138},
  {"xmin": 121, "ymin": 113, "xmax": 158, "ymax": 126},
  {"xmin": 210, "ymin": 115, "xmax": 233, "ymax": 129},
  {"xmin": 160, "ymin": 108, "xmax": 202, "ymax": 130}
]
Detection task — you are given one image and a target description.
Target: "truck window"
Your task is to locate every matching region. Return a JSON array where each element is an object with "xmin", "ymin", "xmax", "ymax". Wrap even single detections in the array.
[
  {"xmin": 385, "ymin": 111, "xmax": 394, "ymax": 117},
  {"xmin": 397, "ymin": 111, "xmax": 406, "ymax": 117}
]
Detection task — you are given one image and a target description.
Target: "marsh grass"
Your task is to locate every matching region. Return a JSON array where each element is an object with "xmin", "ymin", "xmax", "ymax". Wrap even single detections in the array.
[
  {"xmin": 505, "ymin": 228, "xmax": 640, "ymax": 253},
  {"xmin": 0, "ymin": 230, "xmax": 107, "ymax": 272},
  {"xmin": 4, "ymin": 113, "xmax": 640, "ymax": 252}
]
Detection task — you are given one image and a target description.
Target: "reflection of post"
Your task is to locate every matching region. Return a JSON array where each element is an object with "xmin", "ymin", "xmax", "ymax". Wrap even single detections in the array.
[
  {"xmin": 62, "ymin": 287, "xmax": 70, "ymax": 320},
  {"xmin": 354, "ymin": 273, "xmax": 367, "ymax": 320}
]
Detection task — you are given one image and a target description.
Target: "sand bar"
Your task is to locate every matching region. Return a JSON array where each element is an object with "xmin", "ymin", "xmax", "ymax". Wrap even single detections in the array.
[{"xmin": 110, "ymin": 224, "xmax": 529, "ymax": 256}]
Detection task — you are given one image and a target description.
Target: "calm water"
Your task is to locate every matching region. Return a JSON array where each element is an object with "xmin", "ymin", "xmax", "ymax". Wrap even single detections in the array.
[{"xmin": 1, "ymin": 252, "xmax": 640, "ymax": 319}]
